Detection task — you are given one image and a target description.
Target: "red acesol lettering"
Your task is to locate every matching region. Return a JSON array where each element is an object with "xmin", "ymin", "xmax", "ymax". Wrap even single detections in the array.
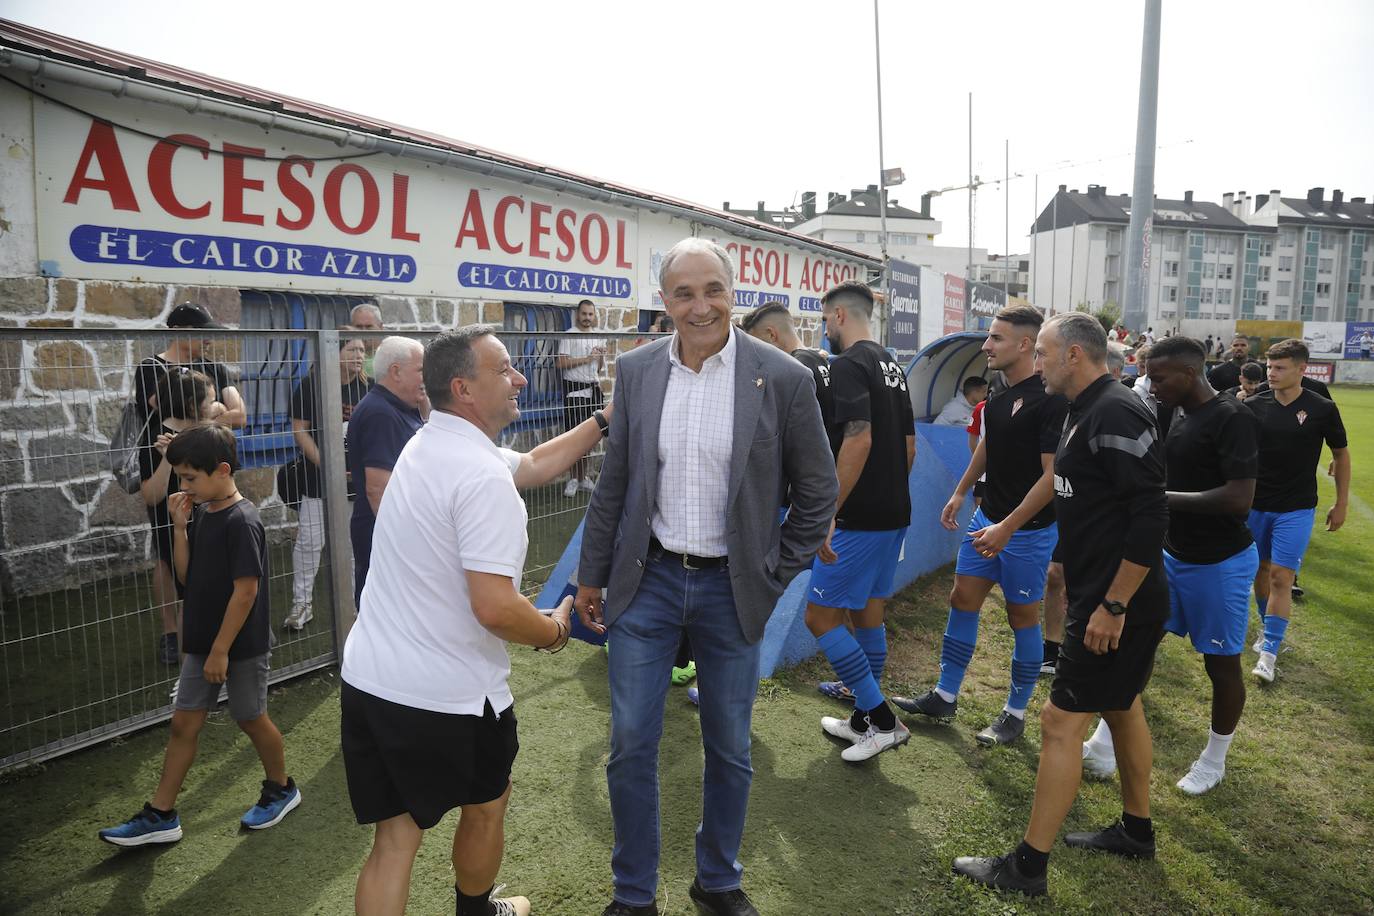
[
  {"xmin": 529, "ymin": 202, "xmax": 553, "ymax": 259},
  {"xmin": 147, "ymin": 134, "xmax": 210, "ymax": 219},
  {"xmin": 276, "ymin": 157, "xmax": 315, "ymax": 230},
  {"xmin": 390, "ymin": 173, "xmax": 420, "ymax": 242},
  {"xmin": 455, "ymin": 189, "xmax": 491, "ymax": 249},
  {"xmin": 323, "ymin": 164, "xmax": 380, "ymax": 235},
  {"xmin": 62, "ymin": 121, "xmax": 139, "ymax": 211},
  {"xmin": 555, "ymin": 209, "xmax": 577, "ymax": 262},
  {"xmin": 223, "ymin": 143, "xmax": 266, "ymax": 226},
  {"xmin": 494, "ymin": 196, "xmax": 525, "ymax": 254}
]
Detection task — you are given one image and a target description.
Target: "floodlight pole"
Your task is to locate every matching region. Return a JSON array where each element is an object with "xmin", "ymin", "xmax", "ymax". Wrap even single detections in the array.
[
  {"xmin": 1124, "ymin": 0, "xmax": 1162, "ymax": 333},
  {"xmin": 874, "ymin": 0, "xmax": 891, "ymax": 343}
]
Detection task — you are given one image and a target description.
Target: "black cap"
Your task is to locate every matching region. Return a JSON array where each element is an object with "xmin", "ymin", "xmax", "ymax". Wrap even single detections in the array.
[{"xmin": 166, "ymin": 303, "xmax": 224, "ymax": 329}]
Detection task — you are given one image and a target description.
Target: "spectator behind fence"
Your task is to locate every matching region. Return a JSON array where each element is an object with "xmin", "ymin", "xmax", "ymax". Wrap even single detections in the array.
[
  {"xmin": 135, "ymin": 303, "xmax": 244, "ymax": 664},
  {"xmin": 286, "ymin": 330, "xmax": 373, "ymax": 631},
  {"xmin": 101, "ymin": 423, "xmax": 300, "ymax": 848},
  {"xmin": 934, "ymin": 376, "xmax": 989, "ymax": 426},
  {"xmin": 557, "ymin": 298, "xmax": 608, "ymax": 497},
  {"xmin": 346, "ymin": 336, "xmax": 426, "ymax": 606},
  {"xmin": 350, "ymin": 302, "xmax": 384, "ymax": 377},
  {"xmin": 139, "ymin": 367, "xmax": 214, "ymax": 666},
  {"xmin": 341, "ymin": 326, "xmax": 612, "ymax": 916}
]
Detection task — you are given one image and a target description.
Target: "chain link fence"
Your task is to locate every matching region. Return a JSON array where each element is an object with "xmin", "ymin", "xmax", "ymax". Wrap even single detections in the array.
[{"xmin": 0, "ymin": 325, "xmax": 641, "ymax": 771}]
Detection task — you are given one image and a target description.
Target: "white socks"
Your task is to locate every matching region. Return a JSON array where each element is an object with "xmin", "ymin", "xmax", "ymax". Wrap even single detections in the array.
[
  {"xmin": 935, "ymin": 687, "xmax": 957, "ymax": 703},
  {"xmin": 1002, "ymin": 704, "xmax": 1026, "ymax": 720},
  {"xmin": 1086, "ymin": 718, "xmax": 1115, "ymax": 755},
  {"xmin": 1200, "ymin": 729, "xmax": 1235, "ymax": 770}
]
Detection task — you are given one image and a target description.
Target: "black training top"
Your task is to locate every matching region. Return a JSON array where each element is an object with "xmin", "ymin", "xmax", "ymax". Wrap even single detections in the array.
[
  {"xmin": 981, "ymin": 372, "xmax": 1067, "ymax": 530},
  {"xmin": 1256, "ymin": 376, "xmax": 1333, "ymax": 400},
  {"xmin": 1247, "ymin": 388, "xmax": 1348, "ymax": 513},
  {"xmin": 182, "ymin": 499, "xmax": 271, "ymax": 659},
  {"xmin": 290, "ymin": 369, "xmax": 373, "ymax": 499},
  {"xmin": 1205, "ymin": 358, "xmax": 1246, "ymax": 393},
  {"xmin": 1053, "ymin": 375, "xmax": 1169, "ymax": 623},
  {"xmin": 791, "ymin": 346, "xmax": 836, "ymax": 432},
  {"xmin": 1164, "ymin": 393, "xmax": 1259, "ymax": 564},
  {"xmin": 829, "ymin": 340, "xmax": 916, "ymax": 531}
]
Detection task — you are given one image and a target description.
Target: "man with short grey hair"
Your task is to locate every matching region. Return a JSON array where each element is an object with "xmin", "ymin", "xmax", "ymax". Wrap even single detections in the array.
[
  {"xmin": 577, "ymin": 236, "xmax": 836, "ymax": 916},
  {"xmin": 346, "ymin": 336, "xmax": 426, "ymax": 604},
  {"xmin": 350, "ymin": 303, "xmax": 385, "ymax": 377}
]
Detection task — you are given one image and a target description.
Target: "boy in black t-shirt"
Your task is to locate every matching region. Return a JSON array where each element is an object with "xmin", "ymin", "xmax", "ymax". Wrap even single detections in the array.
[
  {"xmin": 805, "ymin": 282, "xmax": 916, "ymax": 763},
  {"xmin": 1145, "ymin": 336, "xmax": 1260, "ymax": 795},
  {"xmin": 1244, "ymin": 339, "xmax": 1350, "ymax": 683},
  {"xmin": 101, "ymin": 425, "xmax": 300, "ymax": 848}
]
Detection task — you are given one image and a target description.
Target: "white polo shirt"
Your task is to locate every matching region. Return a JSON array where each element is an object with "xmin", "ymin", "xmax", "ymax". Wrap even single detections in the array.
[{"xmin": 341, "ymin": 410, "xmax": 525, "ymax": 715}]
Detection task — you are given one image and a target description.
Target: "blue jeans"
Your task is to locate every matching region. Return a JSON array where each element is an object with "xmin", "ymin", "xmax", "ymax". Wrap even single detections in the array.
[{"xmin": 607, "ymin": 554, "xmax": 761, "ymax": 906}]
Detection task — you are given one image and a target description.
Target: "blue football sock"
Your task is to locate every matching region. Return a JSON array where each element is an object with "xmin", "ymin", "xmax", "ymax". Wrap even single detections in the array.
[
  {"xmin": 936, "ymin": 608, "xmax": 980, "ymax": 698},
  {"xmin": 1007, "ymin": 624, "xmax": 1043, "ymax": 714},
  {"xmin": 1261, "ymin": 615, "xmax": 1289, "ymax": 655},
  {"xmin": 817, "ymin": 627, "xmax": 885, "ymax": 712},
  {"xmin": 853, "ymin": 625, "xmax": 888, "ymax": 684},
  {"xmin": 1256, "ymin": 597, "xmax": 1268, "ymax": 622}
]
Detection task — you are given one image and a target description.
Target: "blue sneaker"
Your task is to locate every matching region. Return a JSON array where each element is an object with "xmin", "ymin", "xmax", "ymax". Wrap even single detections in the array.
[
  {"xmin": 99, "ymin": 803, "xmax": 182, "ymax": 847},
  {"xmin": 241, "ymin": 777, "xmax": 301, "ymax": 830}
]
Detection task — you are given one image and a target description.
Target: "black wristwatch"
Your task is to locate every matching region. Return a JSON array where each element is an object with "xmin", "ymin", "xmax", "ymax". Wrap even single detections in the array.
[
  {"xmin": 1103, "ymin": 599, "xmax": 1129, "ymax": 617},
  {"xmin": 593, "ymin": 410, "xmax": 609, "ymax": 438}
]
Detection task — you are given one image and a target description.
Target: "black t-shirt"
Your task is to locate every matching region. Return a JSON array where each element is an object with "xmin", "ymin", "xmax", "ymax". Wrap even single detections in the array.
[
  {"xmin": 1163, "ymin": 393, "xmax": 1259, "ymax": 564},
  {"xmin": 828, "ymin": 340, "xmax": 915, "ymax": 531},
  {"xmin": 134, "ymin": 355, "xmax": 233, "ymax": 421},
  {"xmin": 1247, "ymin": 389, "xmax": 1348, "ymax": 512},
  {"xmin": 138, "ymin": 418, "xmax": 180, "ymax": 505},
  {"xmin": 791, "ymin": 347, "xmax": 835, "ymax": 432},
  {"xmin": 290, "ymin": 369, "xmax": 373, "ymax": 499},
  {"xmin": 1053, "ymin": 375, "xmax": 1169, "ymax": 623},
  {"xmin": 1205, "ymin": 358, "xmax": 1246, "ymax": 393},
  {"xmin": 1256, "ymin": 376, "xmax": 1332, "ymax": 400},
  {"xmin": 182, "ymin": 499, "xmax": 271, "ymax": 659},
  {"xmin": 981, "ymin": 373, "xmax": 1068, "ymax": 530}
]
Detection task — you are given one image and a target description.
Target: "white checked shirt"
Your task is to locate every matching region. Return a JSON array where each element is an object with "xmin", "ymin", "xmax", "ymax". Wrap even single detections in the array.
[{"xmin": 651, "ymin": 330, "xmax": 736, "ymax": 557}]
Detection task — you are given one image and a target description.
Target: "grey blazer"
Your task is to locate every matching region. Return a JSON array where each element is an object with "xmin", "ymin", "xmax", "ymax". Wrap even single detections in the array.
[{"xmin": 579, "ymin": 327, "xmax": 838, "ymax": 644}]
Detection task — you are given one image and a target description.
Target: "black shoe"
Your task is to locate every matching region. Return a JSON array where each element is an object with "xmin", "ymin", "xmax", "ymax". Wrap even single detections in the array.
[
  {"xmin": 975, "ymin": 710, "xmax": 1026, "ymax": 747},
  {"xmin": 688, "ymin": 879, "xmax": 758, "ymax": 916},
  {"xmin": 890, "ymin": 689, "xmax": 957, "ymax": 723},
  {"xmin": 601, "ymin": 902, "xmax": 658, "ymax": 916},
  {"xmin": 1291, "ymin": 583, "xmax": 1305, "ymax": 599},
  {"xmin": 1063, "ymin": 819, "xmax": 1156, "ymax": 859},
  {"xmin": 951, "ymin": 851, "xmax": 1047, "ymax": 897}
]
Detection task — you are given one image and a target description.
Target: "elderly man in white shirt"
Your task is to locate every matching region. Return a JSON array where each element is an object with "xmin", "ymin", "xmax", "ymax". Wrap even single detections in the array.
[{"xmin": 341, "ymin": 325, "xmax": 613, "ymax": 916}]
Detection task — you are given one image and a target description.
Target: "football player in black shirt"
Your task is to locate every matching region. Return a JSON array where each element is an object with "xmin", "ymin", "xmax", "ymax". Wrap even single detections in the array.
[
  {"xmin": 954, "ymin": 313, "xmax": 1169, "ymax": 897},
  {"xmin": 1146, "ymin": 336, "xmax": 1260, "ymax": 795},
  {"xmin": 741, "ymin": 301, "xmax": 834, "ymax": 431},
  {"xmin": 1245, "ymin": 339, "xmax": 1350, "ymax": 683},
  {"xmin": 805, "ymin": 282, "xmax": 916, "ymax": 762},
  {"xmin": 1205, "ymin": 333, "xmax": 1251, "ymax": 392},
  {"xmin": 893, "ymin": 305, "xmax": 1066, "ymax": 747}
]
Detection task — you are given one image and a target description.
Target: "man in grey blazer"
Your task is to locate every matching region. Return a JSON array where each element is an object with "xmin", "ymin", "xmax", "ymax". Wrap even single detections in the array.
[{"xmin": 576, "ymin": 238, "xmax": 837, "ymax": 916}]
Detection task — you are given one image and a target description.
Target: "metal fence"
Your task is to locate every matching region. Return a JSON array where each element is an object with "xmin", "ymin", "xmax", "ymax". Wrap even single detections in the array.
[{"xmin": 0, "ymin": 325, "xmax": 639, "ymax": 771}]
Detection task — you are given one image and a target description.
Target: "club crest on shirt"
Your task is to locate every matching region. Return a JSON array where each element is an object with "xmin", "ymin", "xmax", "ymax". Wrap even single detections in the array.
[
  {"xmin": 1011, "ymin": 397, "xmax": 1024, "ymax": 416},
  {"xmin": 1296, "ymin": 410, "xmax": 1308, "ymax": 425}
]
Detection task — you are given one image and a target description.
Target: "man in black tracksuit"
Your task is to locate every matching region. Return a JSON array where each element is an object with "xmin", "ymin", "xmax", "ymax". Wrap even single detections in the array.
[{"xmin": 953, "ymin": 312, "xmax": 1169, "ymax": 898}]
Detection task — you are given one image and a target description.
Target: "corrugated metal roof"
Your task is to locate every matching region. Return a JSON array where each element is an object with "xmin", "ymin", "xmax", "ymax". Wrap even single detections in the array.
[{"xmin": 0, "ymin": 17, "xmax": 877, "ymax": 265}]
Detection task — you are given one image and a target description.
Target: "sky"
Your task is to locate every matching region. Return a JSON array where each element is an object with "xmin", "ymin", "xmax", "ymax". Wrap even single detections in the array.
[{"xmin": 5, "ymin": 0, "xmax": 1373, "ymax": 258}]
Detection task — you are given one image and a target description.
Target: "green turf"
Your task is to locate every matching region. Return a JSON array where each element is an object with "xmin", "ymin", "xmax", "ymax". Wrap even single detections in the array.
[{"xmin": 0, "ymin": 388, "xmax": 1370, "ymax": 914}]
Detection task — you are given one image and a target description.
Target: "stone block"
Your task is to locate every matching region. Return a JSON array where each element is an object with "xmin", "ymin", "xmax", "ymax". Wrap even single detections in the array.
[
  {"xmin": 32, "ymin": 341, "xmax": 99, "ymax": 391},
  {"xmin": 236, "ymin": 467, "xmax": 275, "ymax": 504},
  {"xmin": 481, "ymin": 302, "xmax": 505, "ymax": 324},
  {"xmin": 378, "ymin": 297, "xmax": 416, "ymax": 327},
  {"xmin": 0, "ymin": 402, "xmax": 68, "ymax": 433},
  {"xmin": 84, "ymin": 282, "xmax": 165, "ymax": 320},
  {"xmin": 89, "ymin": 482, "xmax": 148, "ymax": 527},
  {"xmin": 0, "ymin": 277, "xmax": 48, "ymax": 315},
  {"xmin": 435, "ymin": 300, "xmax": 455, "ymax": 326},
  {"xmin": 28, "ymin": 317, "xmax": 74, "ymax": 328},
  {"xmin": 54, "ymin": 278, "xmax": 79, "ymax": 312},
  {"xmin": 0, "ymin": 544, "xmax": 69, "ymax": 599},
  {"xmin": 27, "ymin": 433, "xmax": 106, "ymax": 482},
  {"xmin": 416, "ymin": 298, "xmax": 435, "ymax": 325},
  {"xmin": 458, "ymin": 302, "xmax": 479, "ymax": 326},
  {"xmin": 0, "ymin": 487, "xmax": 83, "ymax": 550},
  {"xmin": 68, "ymin": 479, "xmax": 103, "ymax": 506},
  {"xmin": 0, "ymin": 439, "xmax": 23, "ymax": 486},
  {"xmin": 173, "ymin": 286, "xmax": 241, "ymax": 326},
  {"xmin": 0, "ymin": 339, "xmax": 18, "ymax": 398},
  {"xmin": 70, "ymin": 395, "xmax": 130, "ymax": 439},
  {"xmin": 94, "ymin": 340, "xmax": 132, "ymax": 375},
  {"xmin": 69, "ymin": 527, "xmax": 138, "ymax": 561}
]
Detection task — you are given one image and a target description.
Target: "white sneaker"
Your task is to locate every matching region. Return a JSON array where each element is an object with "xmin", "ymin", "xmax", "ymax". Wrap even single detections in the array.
[
  {"xmin": 1252, "ymin": 635, "xmax": 1264, "ymax": 654},
  {"xmin": 284, "ymin": 603, "xmax": 313, "ymax": 631},
  {"xmin": 563, "ymin": 478, "xmax": 580, "ymax": 498},
  {"xmin": 1176, "ymin": 759, "xmax": 1225, "ymax": 795},
  {"xmin": 579, "ymin": 476, "xmax": 596, "ymax": 492},
  {"xmin": 1082, "ymin": 741, "xmax": 1118, "ymax": 779},
  {"xmin": 820, "ymin": 715, "xmax": 864, "ymax": 744},
  {"xmin": 841, "ymin": 720, "xmax": 910, "ymax": 762},
  {"xmin": 1254, "ymin": 651, "xmax": 1277, "ymax": 683}
]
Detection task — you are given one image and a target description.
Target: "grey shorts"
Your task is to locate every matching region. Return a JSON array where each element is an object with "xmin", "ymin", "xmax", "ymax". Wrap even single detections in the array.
[{"xmin": 175, "ymin": 652, "xmax": 269, "ymax": 721}]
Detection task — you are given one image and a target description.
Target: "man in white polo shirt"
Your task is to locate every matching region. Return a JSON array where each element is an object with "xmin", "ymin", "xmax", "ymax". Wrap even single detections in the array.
[{"xmin": 341, "ymin": 325, "xmax": 612, "ymax": 916}]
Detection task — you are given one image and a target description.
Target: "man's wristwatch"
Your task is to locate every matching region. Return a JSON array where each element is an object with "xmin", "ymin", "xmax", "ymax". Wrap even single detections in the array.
[
  {"xmin": 1103, "ymin": 599, "xmax": 1129, "ymax": 617},
  {"xmin": 593, "ymin": 410, "xmax": 609, "ymax": 437}
]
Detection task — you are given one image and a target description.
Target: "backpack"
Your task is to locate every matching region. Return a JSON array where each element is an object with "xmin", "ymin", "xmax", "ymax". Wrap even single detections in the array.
[{"xmin": 104, "ymin": 360, "xmax": 165, "ymax": 494}]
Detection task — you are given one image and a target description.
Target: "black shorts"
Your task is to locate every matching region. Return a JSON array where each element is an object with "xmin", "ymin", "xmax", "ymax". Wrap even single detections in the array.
[
  {"xmin": 1050, "ymin": 616, "xmax": 1164, "ymax": 713},
  {"xmin": 562, "ymin": 384, "xmax": 604, "ymax": 431},
  {"xmin": 340, "ymin": 681, "xmax": 518, "ymax": 829}
]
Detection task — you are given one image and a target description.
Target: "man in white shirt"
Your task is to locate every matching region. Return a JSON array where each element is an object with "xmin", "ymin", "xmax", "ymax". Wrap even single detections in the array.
[
  {"xmin": 341, "ymin": 325, "xmax": 613, "ymax": 916},
  {"xmin": 557, "ymin": 299, "xmax": 608, "ymax": 497},
  {"xmin": 933, "ymin": 376, "xmax": 989, "ymax": 426}
]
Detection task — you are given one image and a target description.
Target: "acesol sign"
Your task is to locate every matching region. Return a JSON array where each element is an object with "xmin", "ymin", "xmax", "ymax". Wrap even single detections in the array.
[{"xmin": 32, "ymin": 83, "xmax": 869, "ymax": 310}]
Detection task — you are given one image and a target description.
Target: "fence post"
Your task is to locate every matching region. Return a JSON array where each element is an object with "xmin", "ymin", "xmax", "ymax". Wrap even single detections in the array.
[{"xmin": 315, "ymin": 328, "xmax": 357, "ymax": 658}]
